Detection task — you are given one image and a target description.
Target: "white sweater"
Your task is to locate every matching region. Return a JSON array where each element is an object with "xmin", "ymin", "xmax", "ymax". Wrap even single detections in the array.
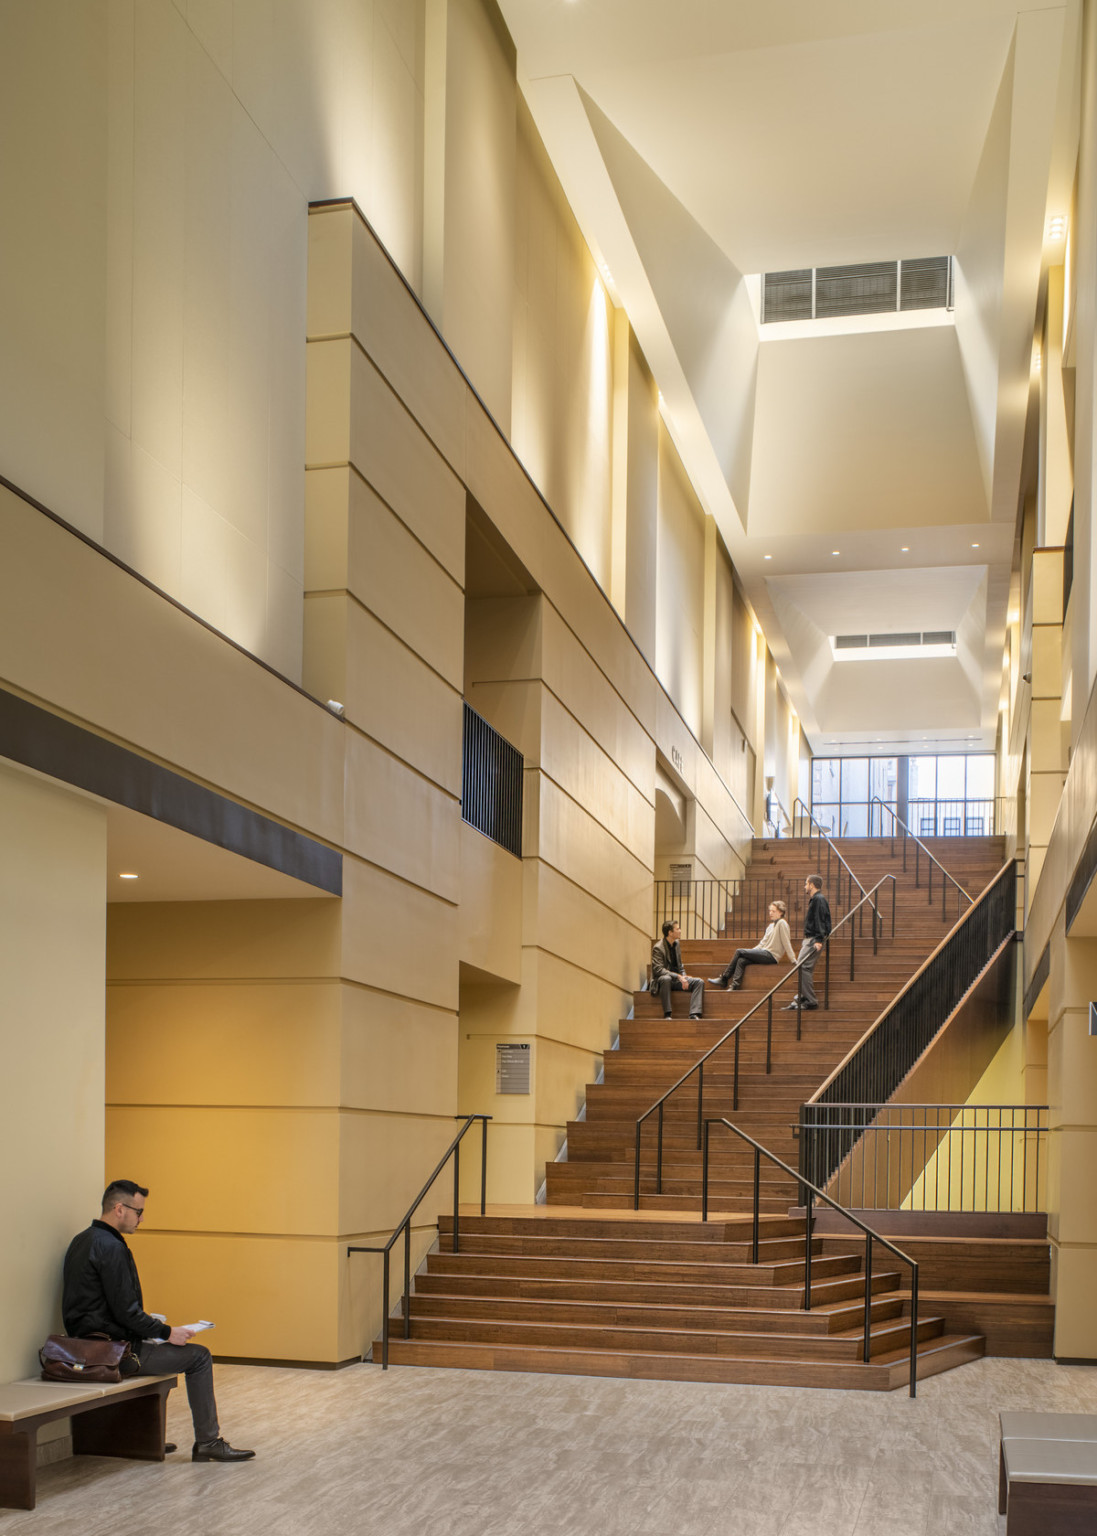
[{"xmin": 757, "ymin": 918, "xmax": 796, "ymax": 963}]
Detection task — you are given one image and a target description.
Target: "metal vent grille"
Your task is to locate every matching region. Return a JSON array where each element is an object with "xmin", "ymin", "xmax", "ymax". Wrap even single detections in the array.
[
  {"xmin": 835, "ymin": 631, "xmax": 957, "ymax": 651},
  {"xmin": 762, "ymin": 257, "xmax": 953, "ymax": 323}
]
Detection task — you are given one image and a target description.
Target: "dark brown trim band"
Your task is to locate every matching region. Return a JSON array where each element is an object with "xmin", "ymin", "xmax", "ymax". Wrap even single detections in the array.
[{"xmin": 0, "ymin": 687, "xmax": 342, "ymax": 895}]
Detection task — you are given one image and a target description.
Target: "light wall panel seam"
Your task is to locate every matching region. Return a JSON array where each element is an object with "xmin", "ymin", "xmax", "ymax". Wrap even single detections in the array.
[
  {"xmin": 539, "ymin": 684, "xmax": 657, "ymax": 811},
  {"xmin": 522, "ymin": 853, "xmax": 653, "ymax": 940},
  {"xmin": 537, "ymin": 768, "xmax": 654, "ymax": 872},
  {"xmin": 517, "ymin": 939, "xmax": 644, "ymax": 989}
]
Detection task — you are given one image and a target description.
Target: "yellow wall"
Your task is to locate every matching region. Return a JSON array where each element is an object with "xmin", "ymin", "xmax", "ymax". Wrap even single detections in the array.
[{"xmin": 0, "ymin": 765, "xmax": 106, "ymax": 1380}]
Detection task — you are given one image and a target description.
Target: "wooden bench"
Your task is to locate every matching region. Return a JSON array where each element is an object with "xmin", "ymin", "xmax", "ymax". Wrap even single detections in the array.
[
  {"xmin": 999, "ymin": 1412, "xmax": 1097, "ymax": 1535},
  {"xmin": 0, "ymin": 1373, "xmax": 176, "ymax": 1510}
]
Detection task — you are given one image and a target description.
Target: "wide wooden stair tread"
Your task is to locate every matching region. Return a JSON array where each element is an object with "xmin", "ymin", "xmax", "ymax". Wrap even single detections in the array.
[{"xmin": 374, "ymin": 836, "xmax": 1050, "ymax": 1390}]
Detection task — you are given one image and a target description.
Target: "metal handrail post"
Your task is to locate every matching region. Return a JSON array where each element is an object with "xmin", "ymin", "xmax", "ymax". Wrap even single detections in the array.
[
  {"xmin": 403, "ymin": 1224, "xmax": 411, "ymax": 1340},
  {"xmin": 633, "ymin": 1122, "xmax": 642, "ymax": 1210},
  {"xmin": 381, "ymin": 1248, "xmax": 391, "ymax": 1369},
  {"xmin": 849, "ymin": 916, "xmax": 855, "ymax": 981},
  {"xmin": 657, "ymin": 1102, "xmax": 665, "ymax": 1194},
  {"xmin": 823, "ymin": 945, "xmax": 830, "ymax": 1012},
  {"xmin": 752, "ymin": 1146, "xmax": 761, "ymax": 1262},
  {"xmin": 702, "ymin": 1118, "xmax": 710, "ymax": 1221},
  {"xmin": 863, "ymin": 1232, "xmax": 873, "ymax": 1363},
  {"xmin": 481, "ymin": 1115, "xmax": 488, "ymax": 1215},
  {"xmin": 909, "ymin": 1268, "xmax": 919, "ymax": 1397},
  {"xmin": 804, "ymin": 1188, "xmax": 813, "ymax": 1311},
  {"xmin": 892, "ymin": 878, "xmax": 896, "ymax": 937},
  {"xmin": 733, "ymin": 1029, "xmax": 740, "ymax": 1111},
  {"xmin": 696, "ymin": 1061, "xmax": 704, "ymax": 1150},
  {"xmin": 453, "ymin": 1140, "xmax": 460, "ymax": 1255}
]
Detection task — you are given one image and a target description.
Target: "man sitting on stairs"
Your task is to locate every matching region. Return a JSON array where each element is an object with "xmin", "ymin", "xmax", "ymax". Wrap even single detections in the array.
[
  {"xmin": 650, "ymin": 920, "xmax": 705, "ymax": 1020},
  {"xmin": 782, "ymin": 874, "xmax": 831, "ymax": 1012}
]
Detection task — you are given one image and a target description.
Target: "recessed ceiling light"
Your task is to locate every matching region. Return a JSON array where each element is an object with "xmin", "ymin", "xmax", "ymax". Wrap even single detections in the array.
[
  {"xmin": 764, "ymin": 554, "xmax": 772, "ymax": 560},
  {"xmin": 119, "ymin": 873, "xmax": 139, "ymax": 880},
  {"xmin": 900, "ymin": 546, "xmax": 909, "ymax": 553},
  {"xmin": 971, "ymin": 542, "xmax": 980, "ymax": 549},
  {"xmin": 1047, "ymin": 215, "xmax": 1067, "ymax": 240}
]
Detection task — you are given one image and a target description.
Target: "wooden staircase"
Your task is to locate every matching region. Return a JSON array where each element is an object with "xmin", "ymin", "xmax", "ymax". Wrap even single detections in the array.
[{"xmin": 374, "ymin": 835, "xmax": 1049, "ymax": 1389}]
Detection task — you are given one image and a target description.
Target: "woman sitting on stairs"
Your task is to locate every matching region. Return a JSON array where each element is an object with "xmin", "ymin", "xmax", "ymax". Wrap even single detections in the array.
[{"xmin": 711, "ymin": 900, "xmax": 797, "ymax": 991}]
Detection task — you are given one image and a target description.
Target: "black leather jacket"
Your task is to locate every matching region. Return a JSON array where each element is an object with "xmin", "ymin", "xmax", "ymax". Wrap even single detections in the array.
[
  {"xmin": 804, "ymin": 892, "xmax": 832, "ymax": 942},
  {"xmin": 61, "ymin": 1220, "xmax": 170, "ymax": 1345}
]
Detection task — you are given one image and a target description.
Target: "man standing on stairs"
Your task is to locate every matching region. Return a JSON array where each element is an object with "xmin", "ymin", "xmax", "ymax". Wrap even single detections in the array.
[
  {"xmin": 782, "ymin": 874, "xmax": 831, "ymax": 1012},
  {"xmin": 650, "ymin": 920, "xmax": 705, "ymax": 1020}
]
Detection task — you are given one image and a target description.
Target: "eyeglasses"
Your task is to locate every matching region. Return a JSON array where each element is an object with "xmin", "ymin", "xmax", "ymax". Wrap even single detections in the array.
[{"xmin": 120, "ymin": 1204, "xmax": 145, "ymax": 1219}]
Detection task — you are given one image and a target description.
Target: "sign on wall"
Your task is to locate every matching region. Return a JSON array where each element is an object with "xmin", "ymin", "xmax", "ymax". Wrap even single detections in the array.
[{"xmin": 496, "ymin": 1042, "xmax": 531, "ymax": 1094}]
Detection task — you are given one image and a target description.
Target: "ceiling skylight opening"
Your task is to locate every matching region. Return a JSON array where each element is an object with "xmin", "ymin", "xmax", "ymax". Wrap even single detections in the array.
[{"xmin": 832, "ymin": 631, "xmax": 957, "ymax": 663}]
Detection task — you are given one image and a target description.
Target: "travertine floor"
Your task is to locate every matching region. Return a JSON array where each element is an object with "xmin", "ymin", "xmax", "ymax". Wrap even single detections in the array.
[{"xmin": 5, "ymin": 1356, "xmax": 1095, "ymax": 1535}]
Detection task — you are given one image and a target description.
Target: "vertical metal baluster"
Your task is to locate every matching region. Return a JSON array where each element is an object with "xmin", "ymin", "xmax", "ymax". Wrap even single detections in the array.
[
  {"xmin": 909, "ymin": 1263, "xmax": 919, "ymax": 1398},
  {"xmin": 734, "ymin": 1030, "xmax": 740, "ymax": 1112},
  {"xmin": 804, "ymin": 1188, "xmax": 813, "ymax": 1310},
  {"xmin": 697, "ymin": 1062, "xmax": 704, "ymax": 1151},
  {"xmin": 657, "ymin": 1103, "xmax": 665, "ymax": 1195},
  {"xmin": 766, "ymin": 1003, "xmax": 773, "ymax": 1073},
  {"xmin": 863, "ymin": 1231, "xmax": 873, "ymax": 1362},
  {"xmin": 634, "ymin": 1121, "xmax": 642, "ymax": 1211}
]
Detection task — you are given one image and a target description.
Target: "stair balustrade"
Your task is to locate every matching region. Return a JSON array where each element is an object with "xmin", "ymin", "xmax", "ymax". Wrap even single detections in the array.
[
  {"xmin": 348, "ymin": 1113, "xmax": 491, "ymax": 1368},
  {"xmin": 802, "ymin": 861, "xmax": 1017, "ymax": 1192},
  {"xmin": 634, "ymin": 877, "xmax": 897, "ymax": 1208},
  {"xmin": 869, "ymin": 796, "xmax": 972, "ymax": 920},
  {"xmin": 701, "ymin": 1116, "xmax": 920, "ymax": 1397}
]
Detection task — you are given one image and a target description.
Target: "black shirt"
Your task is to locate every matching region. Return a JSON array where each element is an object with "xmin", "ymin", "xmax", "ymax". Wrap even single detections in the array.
[
  {"xmin": 61, "ymin": 1220, "xmax": 171, "ymax": 1345},
  {"xmin": 804, "ymin": 892, "xmax": 832, "ymax": 942}
]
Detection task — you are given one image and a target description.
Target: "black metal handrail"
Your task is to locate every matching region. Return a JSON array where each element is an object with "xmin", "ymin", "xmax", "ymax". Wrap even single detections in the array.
[
  {"xmin": 800, "ymin": 1102, "xmax": 1048, "ymax": 1214},
  {"xmin": 792, "ymin": 797, "xmax": 872, "ymax": 922},
  {"xmin": 348, "ymin": 1113, "xmax": 490, "ymax": 1368},
  {"xmin": 869, "ymin": 797, "xmax": 972, "ymax": 920},
  {"xmin": 462, "ymin": 702, "xmax": 523, "ymax": 858},
  {"xmin": 805, "ymin": 862, "xmax": 1017, "ymax": 1187},
  {"xmin": 701, "ymin": 1117, "xmax": 920, "ymax": 1397},
  {"xmin": 634, "ymin": 876, "xmax": 898, "ymax": 1207}
]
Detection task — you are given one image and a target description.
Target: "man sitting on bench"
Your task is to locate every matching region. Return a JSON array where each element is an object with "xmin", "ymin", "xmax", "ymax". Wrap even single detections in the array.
[{"xmin": 63, "ymin": 1179, "xmax": 254, "ymax": 1464}]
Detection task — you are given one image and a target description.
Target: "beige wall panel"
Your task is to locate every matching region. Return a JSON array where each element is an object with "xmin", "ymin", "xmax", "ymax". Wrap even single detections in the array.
[
  {"xmin": 344, "ymin": 207, "xmax": 467, "ymax": 476},
  {"xmin": 623, "ymin": 327, "xmax": 659, "ymax": 666},
  {"xmin": 347, "ymin": 352, "xmax": 466, "ymax": 585},
  {"xmin": 458, "ymin": 1031, "xmax": 537, "ymax": 1128},
  {"xmin": 540, "ymin": 604, "xmax": 655, "ymax": 795},
  {"xmin": 338, "ymin": 1110, "xmax": 463, "ymax": 1234},
  {"xmin": 305, "ymin": 204, "xmax": 354, "ymax": 340},
  {"xmin": 302, "ymin": 589, "xmax": 349, "ymax": 705},
  {"xmin": 1051, "ymin": 1243, "xmax": 1097, "ymax": 1358},
  {"xmin": 0, "ymin": 767, "xmax": 106, "ymax": 1380},
  {"xmin": 437, "ymin": 0, "xmax": 516, "ymax": 432},
  {"xmin": 343, "ymin": 602, "xmax": 462, "ymax": 796},
  {"xmin": 539, "ymin": 690, "xmax": 655, "ymax": 865},
  {"xmin": 1032, "ymin": 549, "xmax": 1066, "ymax": 624},
  {"xmin": 524, "ymin": 860, "xmax": 647, "ymax": 987},
  {"xmin": 107, "ymin": 1105, "xmax": 341, "ymax": 1235},
  {"xmin": 656, "ymin": 430, "xmax": 706, "ymax": 739},
  {"xmin": 344, "ymin": 728, "xmax": 460, "ymax": 901},
  {"xmin": 463, "ymin": 399, "xmax": 548, "ymax": 579},
  {"xmin": 464, "ymin": 595, "xmax": 544, "ymax": 693},
  {"xmin": 0, "ymin": 486, "xmax": 346, "ymax": 843},
  {"xmin": 107, "ymin": 980, "xmax": 342, "ymax": 1107},
  {"xmin": 305, "ymin": 466, "xmax": 352, "ymax": 590},
  {"xmin": 340, "ymin": 856, "xmax": 458, "ymax": 1010},
  {"xmin": 693, "ymin": 800, "xmax": 746, "ymax": 884},
  {"xmin": 464, "ymin": 680, "xmax": 543, "ymax": 765},
  {"xmin": 1029, "ymin": 768, "xmax": 1067, "ymax": 841},
  {"xmin": 341, "ymin": 989, "xmax": 459, "ymax": 1116},
  {"xmin": 0, "ymin": 1, "xmax": 106, "ymax": 542},
  {"xmin": 460, "ymin": 947, "xmax": 630, "ymax": 1052},
  {"xmin": 131, "ymin": 1231, "xmax": 341, "ymax": 1364},
  {"xmin": 540, "ymin": 532, "xmax": 656, "ymax": 735},
  {"xmin": 535, "ymin": 775, "xmax": 651, "ymax": 933},
  {"xmin": 455, "ymin": 1122, "xmax": 542, "ymax": 1205},
  {"xmin": 1046, "ymin": 1008, "xmax": 1097, "ymax": 1130},
  {"xmin": 1050, "ymin": 1126, "xmax": 1097, "ymax": 1245},
  {"xmin": 1031, "ymin": 697, "xmax": 1066, "ymax": 772},
  {"xmin": 1032, "ymin": 624, "xmax": 1065, "ymax": 698},
  {"xmin": 459, "ymin": 822, "xmax": 524, "ymax": 982},
  {"xmin": 107, "ymin": 899, "xmax": 342, "ymax": 983},
  {"xmin": 342, "ymin": 480, "xmax": 465, "ymax": 690},
  {"xmin": 535, "ymin": 1033, "xmax": 605, "ymax": 1128}
]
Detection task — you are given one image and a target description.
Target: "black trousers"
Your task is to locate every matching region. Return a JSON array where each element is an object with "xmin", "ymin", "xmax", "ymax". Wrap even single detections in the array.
[
  {"xmin": 137, "ymin": 1340, "xmax": 219, "ymax": 1443},
  {"xmin": 720, "ymin": 948, "xmax": 778, "ymax": 987}
]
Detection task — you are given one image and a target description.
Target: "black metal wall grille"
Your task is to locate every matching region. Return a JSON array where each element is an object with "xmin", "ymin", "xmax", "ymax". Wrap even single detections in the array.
[
  {"xmin": 461, "ymin": 702, "xmax": 523, "ymax": 859},
  {"xmin": 763, "ymin": 256, "xmax": 952, "ymax": 323}
]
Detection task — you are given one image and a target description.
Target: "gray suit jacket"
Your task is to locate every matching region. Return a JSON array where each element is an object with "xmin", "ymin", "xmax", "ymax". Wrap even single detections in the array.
[{"xmin": 651, "ymin": 937, "xmax": 683, "ymax": 987}]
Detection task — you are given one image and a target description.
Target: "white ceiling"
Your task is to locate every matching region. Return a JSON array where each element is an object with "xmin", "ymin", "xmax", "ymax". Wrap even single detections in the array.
[{"xmin": 501, "ymin": 0, "xmax": 1079, "ymax": 751}]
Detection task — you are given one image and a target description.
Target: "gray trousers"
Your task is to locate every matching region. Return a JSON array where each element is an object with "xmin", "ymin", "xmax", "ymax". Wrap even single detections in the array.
[
  {"xmin": 654, "ymin": 974, "xmax": 704, "ymax": 1018},
  {"xmin": 138, "ymin": 1340, "xmax": 219, "ymax": 1443},
  {"xmin": 795, "ymin": 939, "xmax": 822, "ymax": 1005}
]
